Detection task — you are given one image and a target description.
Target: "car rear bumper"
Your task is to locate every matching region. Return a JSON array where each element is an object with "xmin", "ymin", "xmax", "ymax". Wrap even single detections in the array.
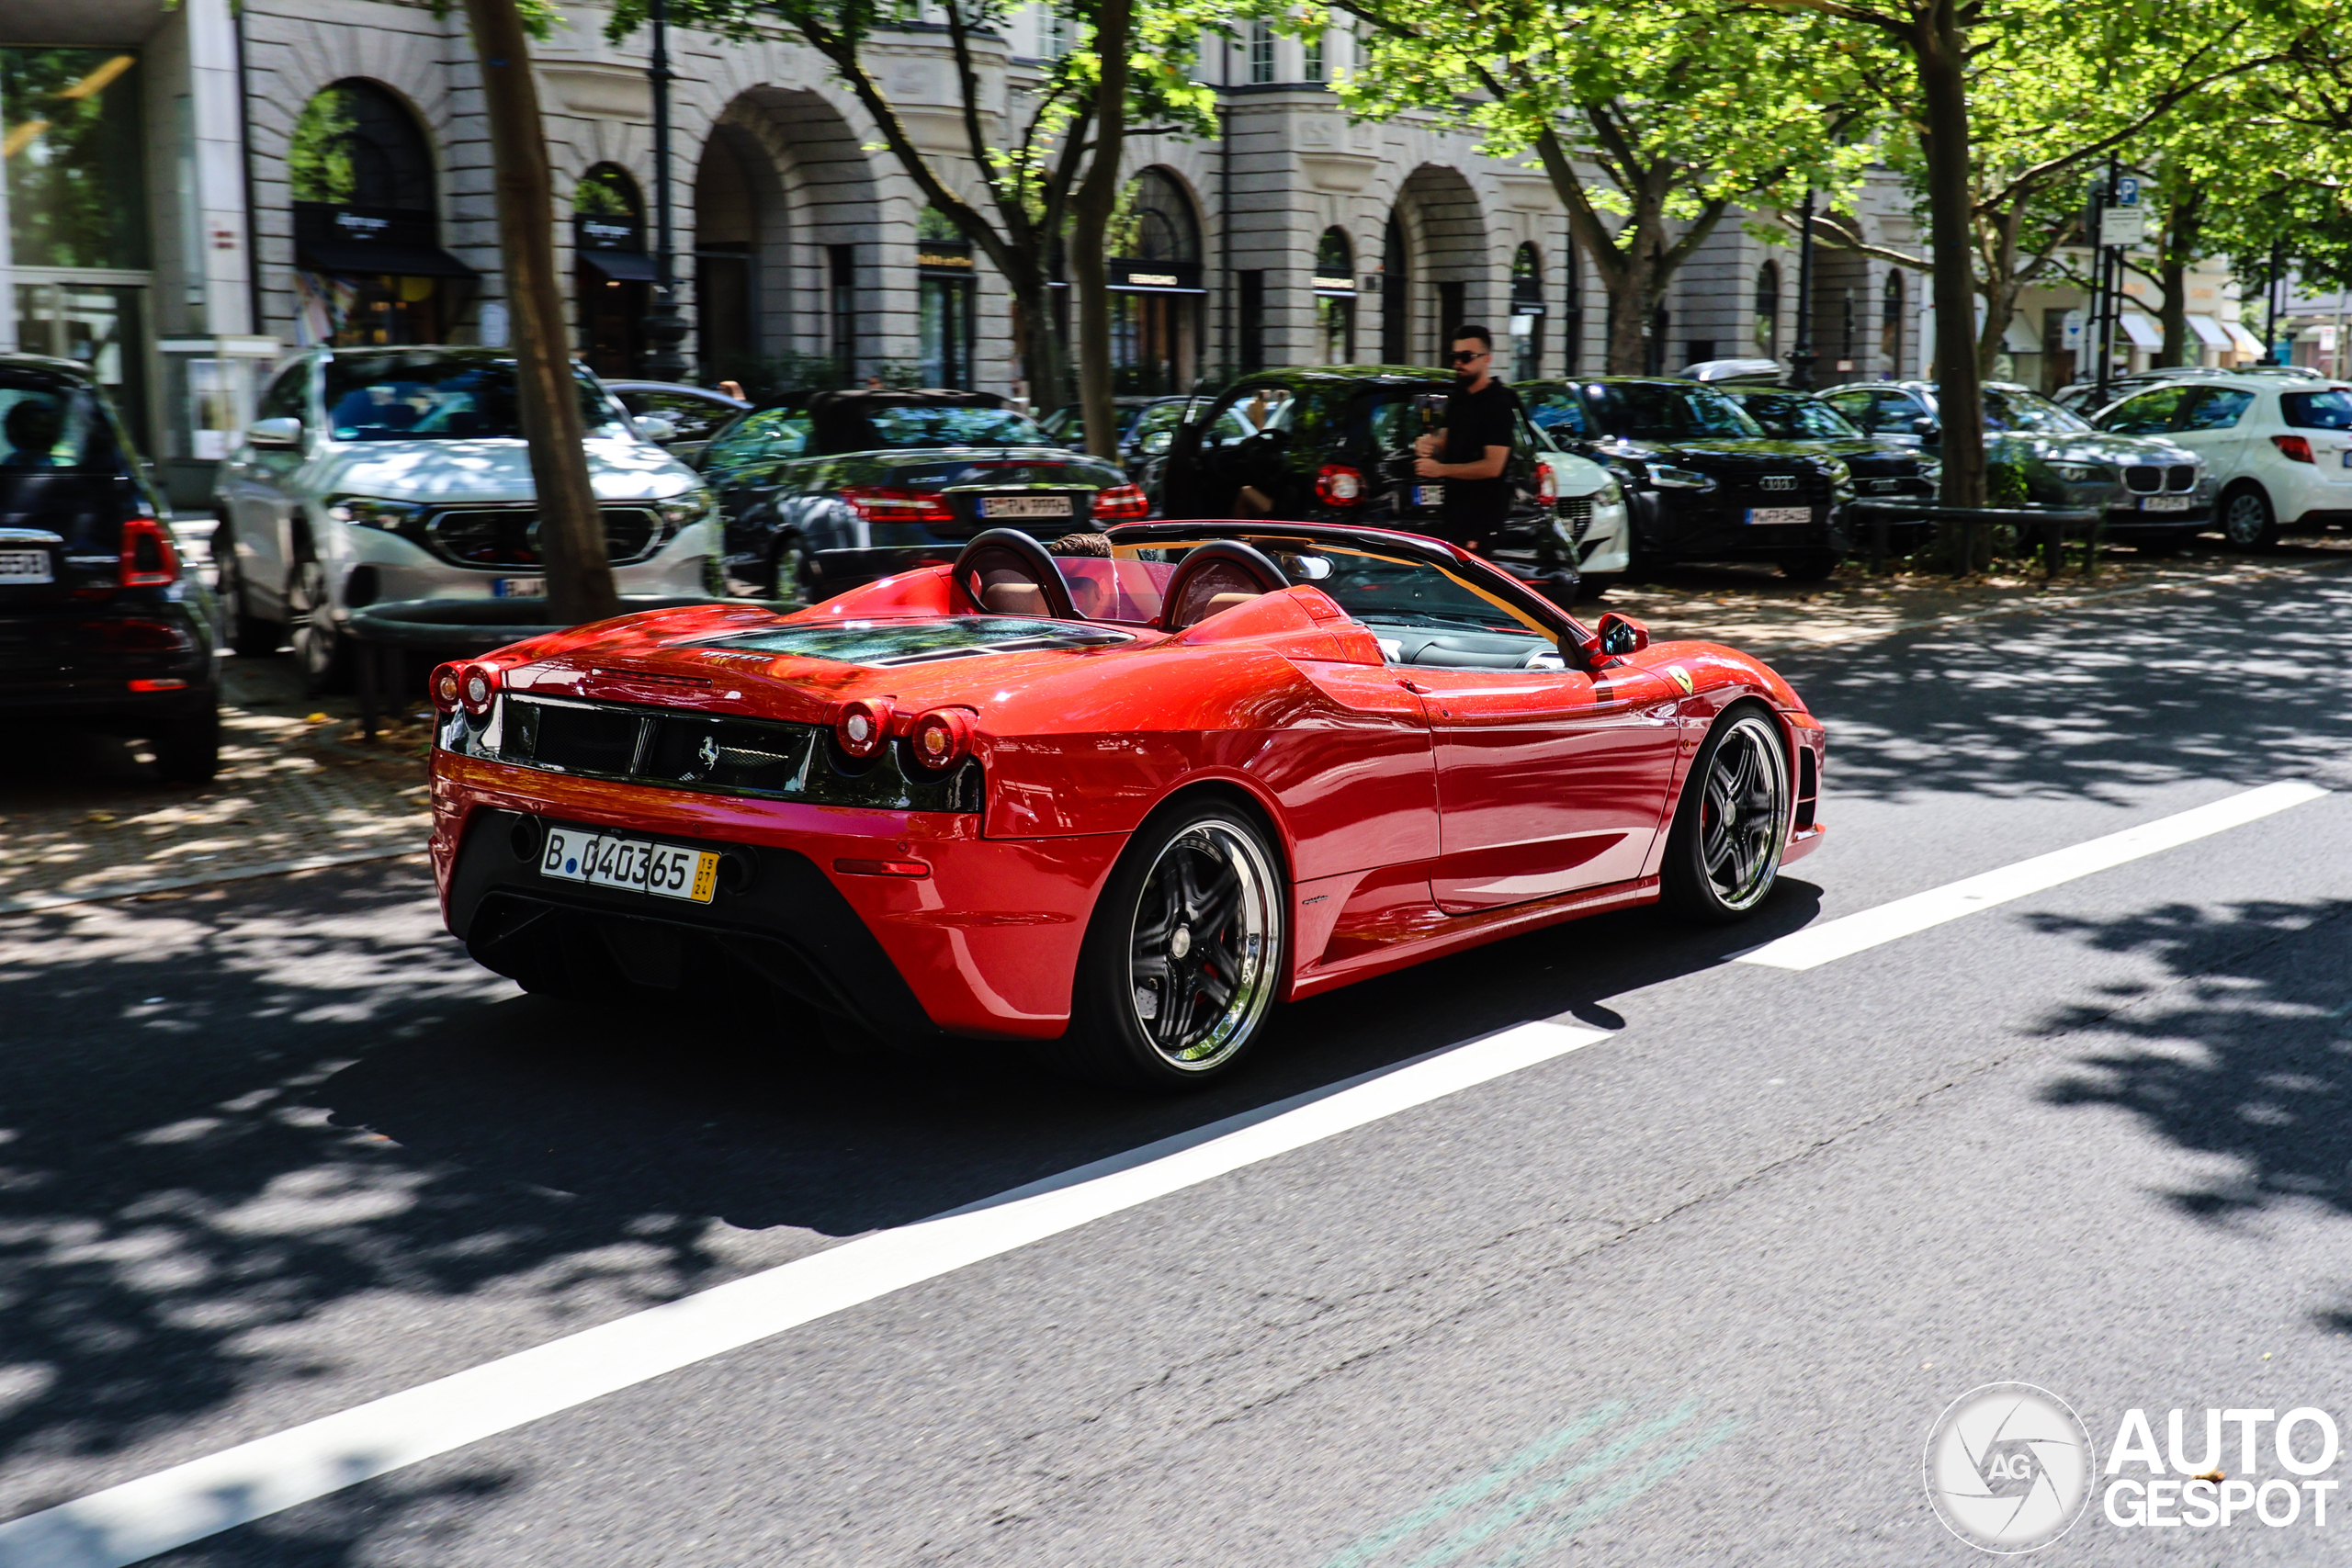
[
  {"xmin": 0, "ymin": 603, "xmax": 216, "ymax": 723},
  {"xmin": 432, "ymin": 751, "xmax": 1125, "ymax": 1043},
  {"xmin": 2099, "ymin": 503, "xmax": 2211, "ymax": 537}
]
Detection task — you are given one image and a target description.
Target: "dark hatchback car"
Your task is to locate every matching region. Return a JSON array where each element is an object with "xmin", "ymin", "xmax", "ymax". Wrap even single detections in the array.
[
  {"xmin": 1818, "ymin": 380, "xmax": 2214, "ymax": 549},
  {"xmin": 1157, "ymin": 367, "xmax": 1602, "ymax": 598},
  {"xmin": 605, "ymin": 379, "xmax": 749, "ymax": 468},
  {"xmin": 1515, "ymin": 377, "xmax": 1857, "ymax": 581},
  {"xmin": 698, "ymin": 389, "xmax": 1144, "ymax": 599},
  {"xmin": 0, "ymin": 355, "xmax": 218, "ymax": 781},
  {"xmin": 1039, "ymin": 394, "xmax": 1253, "ymax": 505}
]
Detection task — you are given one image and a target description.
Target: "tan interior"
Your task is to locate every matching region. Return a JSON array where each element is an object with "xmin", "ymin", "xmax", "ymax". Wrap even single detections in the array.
[
  {"xmin": 980, "ymin": 581, "xmax": 1047, "ymax": 615},
  {"xmin": 1202, "ymin": 591, "xmax": 1261, "ymax": 619}
]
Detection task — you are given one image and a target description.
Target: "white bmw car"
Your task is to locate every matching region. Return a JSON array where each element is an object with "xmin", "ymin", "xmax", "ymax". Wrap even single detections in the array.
[
  {"xmin": 2094, "ymin": 373, "xmax": 2352, "ymax": 549},
  {"xmin": 213, "ymin": 346, "xmax": 719, "ymax": 690}
]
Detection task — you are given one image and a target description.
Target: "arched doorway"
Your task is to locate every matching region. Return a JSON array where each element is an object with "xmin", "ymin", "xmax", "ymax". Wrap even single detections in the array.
[
  {"xmin": 574, "ymin": 164, "xmax": 653, "ymax": 376},
  {"xmin": 1509, "ymin": 243, "xmax": 1544, "ymax": 380},
  {"xmin": 1315, "ymin": 229, "xmax": 1356, "ymax": 364},
  {"xmin": 1384, "ymin": 166, "xmax": 1487, "ymax": 369},
  {"xmin": 1107, "ymin": 169, "xmax": 1204, "ymax": 395},
  {"xmin": 288, "ymin": 80, "xmax": 473, "ymax": 345}
]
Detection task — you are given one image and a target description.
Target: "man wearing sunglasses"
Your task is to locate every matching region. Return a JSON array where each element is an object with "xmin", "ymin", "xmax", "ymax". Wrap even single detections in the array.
[{"xmin": 1414, "ymin": 325, "xmax": 1520, "ymax": 554}]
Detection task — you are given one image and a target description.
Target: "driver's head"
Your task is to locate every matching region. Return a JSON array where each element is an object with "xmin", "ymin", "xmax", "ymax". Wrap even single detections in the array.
[
  {"xmin": 3, "ymin": 397, "xmax": 64, "ymax": 457},
  {"xmin": 1449, "ymin": 327, "xmax": 1494, "ymax": 384}
]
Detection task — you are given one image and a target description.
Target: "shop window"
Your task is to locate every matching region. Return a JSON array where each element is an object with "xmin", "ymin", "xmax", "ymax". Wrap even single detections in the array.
[
  {"xmin": 2, "ymin": 49, "xmax": 149, "ymax": 269},
  {"xmin": 1755, "ymin": 262, "xmax": 1780, "ymax": 358},
  {"xmin": 1315, "ymin": 229, "xmax": 1355, "ymax": 364},
  {"xmin": 1108, "ymin": 170, "xmax": 1204, "ymax": 393},
  {"xmin": 574, "ymin": 164, "xmax": 650, "ymax": 376},
  {"xmin": 831, "ymin": 245, "xmax": 857, "ymax": 382},
  {"xmin": 288, "ymin": 80, "xmax": 471, "ymax": 347},
  {"xmin": 918, "ymin": 208, "xmax": 974, "ymax": 389},
  {"xmin": 1510, "ymin": 243, "xmax": 1544, "ymax": 380}
]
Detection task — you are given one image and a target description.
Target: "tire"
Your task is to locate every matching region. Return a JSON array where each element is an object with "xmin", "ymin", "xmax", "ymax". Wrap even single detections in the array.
[
  {"xmin": 1660, "ymin": 705, "xmax": 1791, "ymax": 923},
  {"xmin": 213, "ymin": 524, "xmax": 284, "ymax": 658},
  {"xmin": 2221, "ymin": 484, "xmax": 2278, "ymax": 552},
  {"xmin": 152, "ymin": 702, "xmax": 221, "ymax": 784},
  {"xmin": 1046, "ymin": 799, "xmax": 1287, "ymax": 1090},
  {"xmin": 1576, "ymin": 573, "xmax": 1621, "ymax": 603},
  {"xmin": 1779, "ymin": 550, "xmax": 1839, "ymax": 583},
  {"xmin": 286, "ymin": 547, "xmax": 350, "ymax": 694}
]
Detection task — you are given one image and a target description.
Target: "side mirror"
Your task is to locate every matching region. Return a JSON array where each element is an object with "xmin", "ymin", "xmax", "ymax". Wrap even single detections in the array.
[
  {"xmin": 634, "ymin": 414, "xmax": 680, "ymax": 443},
  {"xmin": 246, "ymin": 416, "xmax": 302, "ymax": 449},
  {"xmin": 1910, "ymin": 416, "xmax": 1940, "ymax": 443},
  {"xmin": 1589, "ymin": 611, "xmax": 1650, "ymax": 659}
]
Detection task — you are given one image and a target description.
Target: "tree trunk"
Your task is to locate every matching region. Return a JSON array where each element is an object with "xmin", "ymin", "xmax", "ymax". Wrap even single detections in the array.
[
  {"xmin": 2155, "ymin": 190, "xmax": 2201, "ymax": 367},
  {"xmin": 1601, "ymin": 228, "xmax": 1662, "ymax": 375},
  {"xmin": 1069, "ymin": 0, "xmax": 1132, "ymax": 458},
  {"xmin": 1010, "ymin": 275, "xmax": 1069, "ymax": 414},
  {"xmin": 464, "ymin": 0, "xmax": 618, "ymax": 625},
  {"xmin": 1910, "ymin": 0, "xmax": 1986, "ymax": 544}
]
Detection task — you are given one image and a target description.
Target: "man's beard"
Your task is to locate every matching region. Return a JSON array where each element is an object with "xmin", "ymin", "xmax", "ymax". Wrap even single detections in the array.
[{"xmin": 1453, "ymin": 367, "xmax": 1477, "ymax": 385}]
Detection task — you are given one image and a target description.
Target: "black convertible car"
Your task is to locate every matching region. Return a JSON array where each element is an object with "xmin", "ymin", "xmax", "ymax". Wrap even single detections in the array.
[{"xmin": 699, "ymin": 389, "xmax": 1145, "ymax": 600}]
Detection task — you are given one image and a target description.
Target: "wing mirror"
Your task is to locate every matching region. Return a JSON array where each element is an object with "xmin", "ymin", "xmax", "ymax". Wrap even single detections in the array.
[
  {"xmin": 634, "ymin": 414, "xmax": 680, "ymax": 444},
  {"xmin": 246, "ymin": 416, "xmax": 302, "ymax": 449},
  {"xmin": 1910, "ymin": 416, "xmax": 1941, "ymax": 444},
  {"xmin": 1588, "ymin": 612, "xmax": 1651, "ymax": 660}
]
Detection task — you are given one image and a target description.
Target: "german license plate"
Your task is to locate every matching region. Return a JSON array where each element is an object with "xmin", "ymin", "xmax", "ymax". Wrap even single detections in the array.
[
  {"xmin": 1747, "ymin": 506, "xmax": 1812, "ymax": 526},
  {"xmin": 538, "ymin": 828, "xmax": 718, "ymax": 904},
  {"xmin": 0, "ymin": 550, "xmax": 52, "ymax": 583},
  {"xmin": 492, "ymin": 576, "xmax": 546, "ymax": 598},
  {"xmin": 981, "ymin": 494, "xmax": 1073, "ymax": 519},
  {"xmin": 2139, "ymin": 494, "xmax": 2193, "ymax": 512},
  {"xmin": 1413, "ymin": 484, "xmax": 1444, "ymax": 507}
]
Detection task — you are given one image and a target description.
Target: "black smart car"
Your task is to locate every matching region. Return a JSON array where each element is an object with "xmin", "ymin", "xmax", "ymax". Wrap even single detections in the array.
[
  {"xmin": 0, "ymin": 355, "xmax": 219, "ymax": 781},
  {"xmin": 1515, "ymin": 377, "xmax": 1858, "ymax": 581},
  {"xmin": 698, "ymin": 389, "xmax": 1141, "ymax": 599}
]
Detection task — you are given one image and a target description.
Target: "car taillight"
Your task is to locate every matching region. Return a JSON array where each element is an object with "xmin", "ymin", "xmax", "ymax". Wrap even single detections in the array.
[
  {"xmin": 835, "ymin": 696, "xmax": 895, "ymax": 759},
  {"xmin": 1537, "ymin": 464, "xmax": 1558, "ymax": 505},
  {"xmin": 459, "ymin": 662, "xmax": 499, "ymax": 717},
  {"xmin": 2273, "ymin": 434, "xmax": 2315, "ymax": 464},
  {"xmin": 841, "ymin": 485, "xmax": 956, "ymax": 525},
  {"xmin": 119, "ymin": 516, "xmax": 178, "ymax": 588},
  {"xmin": 1316, "ymin": 465, "xmax": 1365, "ymax": 506},
  {"xmin": 1091, "ymin": 482, "xmax": 1148, "ymax": 521},
  {"xmin": 430, "ymin": 661, "xmax": 464, "ymax": 714},
  {"xmin": 906, "ymin": 706, "xmax": 976, "ymax": 772},
  {"xmin": 78, "ymin": 618, "xmax": 189, "ymax": 651}
]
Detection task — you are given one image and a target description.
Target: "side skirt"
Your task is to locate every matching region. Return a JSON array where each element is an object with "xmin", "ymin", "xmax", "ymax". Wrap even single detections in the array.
[{"xmin": 1286, "ymin": 875, "xmax": 1662, "ymax": 1003}]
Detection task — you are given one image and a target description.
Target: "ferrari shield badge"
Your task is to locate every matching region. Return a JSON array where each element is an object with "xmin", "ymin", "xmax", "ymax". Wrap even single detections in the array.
[{"xmin": 1668, "ymin": 667, "xmax": 1695, "ymax": 695}]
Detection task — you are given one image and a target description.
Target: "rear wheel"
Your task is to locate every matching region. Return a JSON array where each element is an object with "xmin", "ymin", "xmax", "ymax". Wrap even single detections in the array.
[
  {"xmin": 213, "ymin": 524, "xmax": 284, "ymax": 658},
  {"xmin": 1048, "ymin": 801, "xmax": 1285, "ymax": 1090},
  {"xmin": 1661, "ymin": 706, "xmax": 1790, "ymax": 923},
  {"xmin": 2222, "ymin": 484, "xmax": 2278, "ymax": 552},
  {"xmin": 287, "ymin": 548, "xmax": 349, "ymax": 693},
  {"xmin": 1779, "ymin": 550, "xmax": 1839, "ymax": 583}
]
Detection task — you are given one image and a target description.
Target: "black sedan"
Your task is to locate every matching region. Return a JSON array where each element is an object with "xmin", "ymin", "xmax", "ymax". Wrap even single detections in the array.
[
  {"xmin": 699, "ymin": 389, "xmax": 1144, "ymax": 601},
  {"xmin": 604, "ymin": 379, "xmax": 749, "ymax": 468},
  {"xmin": 0, "ymin": 354, "xmax": 219, "ymax": 781},
  {"xmin": 1516, "ymin": 377, "xmax": 1857, "ymax": 581}
]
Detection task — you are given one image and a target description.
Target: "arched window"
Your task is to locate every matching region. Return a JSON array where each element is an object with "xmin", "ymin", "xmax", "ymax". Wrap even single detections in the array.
[
  {"xmin": 1107, "ymin": 170, "xmax": 1203, "ymax": 393},
  {"xmin": 1315, "ymin": 229, "xmax": 1355, "ymax": 363},
  {"xmin": 1881, "ymin": 269, "xmax": 1905, "ymax": 372},
  {"xmin": 1510, "ymin": 243, "xmax": 1544, "ymax": 380},
  {"xmin": 574, "ymin": 164, "xmax": 641, "ymax": 220},
  {"xmin": 288, "ymin": 80, "xmax": 435, "ymax": 209},
  {"xmin": 572, "ymin": 164, "xmax": 650, "ymax": 376},
  {"xmin": 1754, "ymin": 261, "xmax": 1781, "ymax": 359}
]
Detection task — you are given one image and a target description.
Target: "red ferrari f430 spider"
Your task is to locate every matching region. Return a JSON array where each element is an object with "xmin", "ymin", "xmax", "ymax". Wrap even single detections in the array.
[{"xmin": 429, "ymin": 522, "xmax": 1824, "ymax": 1089}]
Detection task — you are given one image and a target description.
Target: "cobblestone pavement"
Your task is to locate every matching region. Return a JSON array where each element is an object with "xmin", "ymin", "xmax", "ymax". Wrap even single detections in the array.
[{"xmin": 3, "ymin": 525, "xmax": 2343, "ymax": 913}]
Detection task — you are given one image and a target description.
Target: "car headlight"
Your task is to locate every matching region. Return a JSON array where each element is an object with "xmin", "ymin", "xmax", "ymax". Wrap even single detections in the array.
[
  {"xmin": 656, "ymin": 489, "xmax": 713, "ymax": 529},
  {"xmin": 1650, "ymin": 465, "xmax": 1712, "ymax": 490},
  {"xmin": 324, "ymin": 494, "xmax": 424, "ymax": 528},
  {"xmin": 2047, "ymin": 462, "xmax": 2108, "ymax": 484}
]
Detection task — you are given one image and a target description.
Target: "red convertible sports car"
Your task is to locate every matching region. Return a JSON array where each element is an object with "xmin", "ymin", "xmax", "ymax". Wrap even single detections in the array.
[{"xmin": 428, "ymin": 521, "xmax": 1825, "ymax": 1089}]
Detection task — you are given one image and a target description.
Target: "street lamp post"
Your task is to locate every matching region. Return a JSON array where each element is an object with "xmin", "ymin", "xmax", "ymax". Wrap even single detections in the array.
[
  {"xmin": 1789, "ymin": 191, "xmax": 1817, "ymax": 390},
  {"xmin": 640, "ymin": 0, "xmax": 689, "ymax": 381}
]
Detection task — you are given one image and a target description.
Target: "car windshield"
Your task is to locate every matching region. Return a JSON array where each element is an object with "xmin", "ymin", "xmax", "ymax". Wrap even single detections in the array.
[
  {"xmin": 1583, "ymin": 382, "xmax": 1764, "ymax": 440},
  {"xmin": 322, "ymin": 355, "xmax": 628, "ymax": 442},
  {"xmin": 828, "ymin": 405, "xmax": 1048, "ymax": 452},
  {"xmin": 2281, "ymin": 389, "xmax": 2352, "ymax": 429},
  {"xmin": 1979, "ymin": 388, "xmax": 2090, "ymax": 434},
  {"xmin": 1734, "ymin": 393, "xmax": 1859, "ymax": 441}
]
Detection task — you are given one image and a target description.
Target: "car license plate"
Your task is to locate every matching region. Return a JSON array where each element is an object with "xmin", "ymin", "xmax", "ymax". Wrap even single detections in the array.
[
  {"xmin": 492, "ymin": 576, "xmax": 546, "ymax": 598},
  {"xmin": 0, "ymin": 549, "xmax": 53, "ymax": 584},
  {"xmin": 538, "ymin": 828, "xmax": 719, "ymax": 904},
  {"xmin": 1413, "ymin": 484, "xmax": 1444, "ymax": 508},
  {"xmin": 2139, "ymin": 494, "xmax": 2193, "ymax": 512},
  {"xmin": 981, "ymin": 494, "xmax": 1072, "ymax": 519},
  {"xmin": 1746, "ymin": 506, "xmax": 1812, "ymax": 526}
]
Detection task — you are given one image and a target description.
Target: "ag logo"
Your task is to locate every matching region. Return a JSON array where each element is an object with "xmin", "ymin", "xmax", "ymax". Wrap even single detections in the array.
[
  {"xmin": 1666, "ymin": 667, "xmax": 1694, "ymax": 696},
  {"xmin": 1925, "ymin": 1383, "xmax": 2095, "ymax": 1553}
]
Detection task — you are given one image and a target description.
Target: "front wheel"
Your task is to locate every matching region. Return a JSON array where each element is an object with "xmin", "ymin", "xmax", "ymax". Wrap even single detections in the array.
[
  {"xmin": 286, "ymin": 549, "xmax": 349, "ymax": 694},
  {"xmin": 2222, "ymin": 485, "xmax": 2278, "ymax": 552},
  {"xmin": 1049, "ymin": 801, "xmax": 1286, "ymax": 1090},
  {"xmin": 1660, "ymin": 706, "xmax": 1790, "ymax": 923},
  {"xmin": 1779, "ymin": 550, "xmax": 1839, "ymax": 583}
]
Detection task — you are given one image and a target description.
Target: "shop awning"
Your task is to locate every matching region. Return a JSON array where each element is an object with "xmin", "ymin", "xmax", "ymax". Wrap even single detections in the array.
[
  {"xmin": 582, "ymin": 249, "xmax": 660, "ymax": 282},
  {"xmin": 297, "ymin": 238, "xmax": 479, "ymax": 279},
  {"xmin": 2186, "ymin": 314, "xmax": 2233, "ymax": 349},
  {"xmin": 2118, "ymin": 312, "xmax": 2163, "ymax": 349},
  {"xmin": 2224, "ymin": 320, "xmax": 2267, "ymax": 356}
]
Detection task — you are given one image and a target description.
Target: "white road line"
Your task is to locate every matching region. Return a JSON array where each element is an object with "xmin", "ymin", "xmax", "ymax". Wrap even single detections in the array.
[
  {"xmin": 0, "ymin": 1021, "xmax": 1608, "ymax": 1568},
  {"xmin": 1738, "ymin": 780, "xmax": 2330, "ymax": 972}
]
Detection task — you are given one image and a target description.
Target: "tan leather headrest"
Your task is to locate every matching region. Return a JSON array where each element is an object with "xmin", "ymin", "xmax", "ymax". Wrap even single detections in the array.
[
  {"xmin": 1202, "ymin": 591, "xmax": 1261, "ymax": 618},
  {"xmin": 982, "ymin": 581, "xmax": 1047, "ymax": 615}
]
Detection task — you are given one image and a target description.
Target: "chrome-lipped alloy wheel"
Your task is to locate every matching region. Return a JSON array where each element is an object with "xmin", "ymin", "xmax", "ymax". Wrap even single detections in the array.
[
  {"xmin": 287, "ymin": 554, "xmax": 339, "ymax": 683},
  {"xmin": 1698, "ymin": 715, "xmax": 1789, "ymax": 911},
  {"xmin": 1125, "ymin": 819, "xmax": 1279, "ymax": 1071}
]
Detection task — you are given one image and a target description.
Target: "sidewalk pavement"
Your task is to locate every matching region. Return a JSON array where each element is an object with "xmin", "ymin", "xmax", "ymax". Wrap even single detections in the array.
[{"xmin": 3, "ymin": 534, "xmax": 2344, "ymax": 915}]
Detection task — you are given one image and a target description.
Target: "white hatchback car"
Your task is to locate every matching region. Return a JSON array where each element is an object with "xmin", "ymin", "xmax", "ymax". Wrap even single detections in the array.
[
  {"xmin": 214, "ymin": 346, "xmax": 719, "ymax": 689},
  {"xmin": 2093, "ymin": 374, "xmax": 2352, "ymax": 549}
]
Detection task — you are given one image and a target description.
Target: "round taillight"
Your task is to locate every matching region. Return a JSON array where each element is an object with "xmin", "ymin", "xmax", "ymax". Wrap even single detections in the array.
[
  {"xmin": 459, "ymin": 663, "xmax": 498, "ymax": 716},
  {"xmin": 1316, "ymin": 464, "xmax": 1364, "ymax": 506},
  {"xmin": 907, "ymin": 708, "xmax": 975, "ymax": 772},
  {"xmin": 836, "ymin": 697, "xmax": 894, "ymax": 760},
  {"xmin": 431, "ymin": 663, "xmax": 463, "ymax": 713}
]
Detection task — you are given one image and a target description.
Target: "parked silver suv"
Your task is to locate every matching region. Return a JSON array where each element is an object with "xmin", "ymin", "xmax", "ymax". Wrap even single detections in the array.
[{"xmin": 213, "ymin": 347, "xmax": 718, "ymax": 689}]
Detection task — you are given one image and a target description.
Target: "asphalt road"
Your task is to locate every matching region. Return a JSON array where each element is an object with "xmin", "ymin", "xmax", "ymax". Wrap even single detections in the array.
[{"xmin": 6, "ymin": 558, "xmax": 2352, "ymax": 1566}]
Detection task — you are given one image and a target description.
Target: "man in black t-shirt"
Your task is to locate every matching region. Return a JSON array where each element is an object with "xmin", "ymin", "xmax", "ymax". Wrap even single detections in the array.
[{"xmin": 1414, "ymin": 324, "xmax": 1520, "ymax": 553}]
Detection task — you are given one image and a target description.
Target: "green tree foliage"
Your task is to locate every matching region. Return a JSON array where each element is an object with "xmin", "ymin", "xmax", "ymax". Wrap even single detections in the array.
[
  {"xmin": 1325, "ymin": 0, "xmax": 1872, "ymax": 373},
  {"xmin": 0, "ymin": 49, "xmax": 148, "ymax": 270}
]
